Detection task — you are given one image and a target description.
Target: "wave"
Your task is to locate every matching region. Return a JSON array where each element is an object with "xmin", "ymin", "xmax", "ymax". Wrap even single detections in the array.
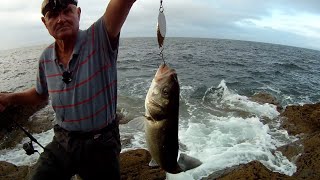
[{"xmin": 181, "ymin": 80, "xmax": 279, "ymax": 120}]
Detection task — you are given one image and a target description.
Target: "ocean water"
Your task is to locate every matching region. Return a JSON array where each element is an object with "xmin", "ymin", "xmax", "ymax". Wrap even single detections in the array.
[{"xmin": 0, "ymin": 38, "xmax": 320, "ymax": 179}]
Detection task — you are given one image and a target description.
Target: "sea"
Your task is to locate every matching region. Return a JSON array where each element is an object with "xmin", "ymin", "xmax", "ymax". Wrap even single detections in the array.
[{"xmin": 0, "ymin": 37, "xmax": 319, "ymax": 179}]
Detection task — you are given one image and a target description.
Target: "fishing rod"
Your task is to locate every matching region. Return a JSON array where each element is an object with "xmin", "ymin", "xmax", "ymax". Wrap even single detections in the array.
[{"xmin": 13, "ymin": 120, "xmax": 45, "ymax": 155}]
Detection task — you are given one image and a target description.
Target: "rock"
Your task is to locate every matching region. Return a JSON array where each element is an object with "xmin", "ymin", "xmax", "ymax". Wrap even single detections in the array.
[
  {"xmin": 276, "ymin": 140, "xmax": 304, "ymax": 163},
  {"xmin": 292, "ymin": 133, "xmax": 320, "ymax": 179},
  {"xmin": 280, "ymin": 103, "xmax": 320, "ymax": 135},
  {"xmin": 204, "ymin": 161, "xmax": 292, "ymax": 180},
  {"xmin": 276, "ymin": 103, "xmax": 320, "ymax": 179},
  {"xmin": 250, "ymin": 92, "xmax": 282, "ymax": 111},
  {"xmin": 120, "ymin": 149, "xmax": 166, "ymax": 180},
  {"xmin": 24, "ymin": 106, "xmax": 55, "ymax": 134},
  {"xmin": 0, "ymin": 161, "xmax": 29, "ymax": 180}
]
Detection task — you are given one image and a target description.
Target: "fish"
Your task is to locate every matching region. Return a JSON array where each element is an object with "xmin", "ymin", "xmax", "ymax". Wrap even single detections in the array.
[{"xmin": 129, "ymin": 63, "xmax": 202, "ymax": 174}]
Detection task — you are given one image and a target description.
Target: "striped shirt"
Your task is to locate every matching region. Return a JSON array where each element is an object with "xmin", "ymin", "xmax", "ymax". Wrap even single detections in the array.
[{"xmin": 36, "ymin": 17, "xmax": 118, "ymax": 132}]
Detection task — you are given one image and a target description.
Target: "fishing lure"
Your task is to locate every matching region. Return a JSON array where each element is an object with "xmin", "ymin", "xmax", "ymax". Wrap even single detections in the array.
[{"xmin": 157, "ymin": 0, "xmax": 166, "ymax": 64}]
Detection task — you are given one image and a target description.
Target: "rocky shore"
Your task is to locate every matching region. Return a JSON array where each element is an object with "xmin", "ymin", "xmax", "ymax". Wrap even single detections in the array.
[{"xmin": 0, "ymin": 93, "xmax": 319, "ymax": 179}]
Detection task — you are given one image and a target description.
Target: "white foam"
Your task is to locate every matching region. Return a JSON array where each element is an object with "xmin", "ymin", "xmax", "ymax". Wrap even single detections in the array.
[
  {"xmin": 214, "ymin": 80, "xmax": 279, "ymax": 119},
  {"xmin": 167, "ymin": 171, "xmax": 194, "ymax": 180},
  {"xmin": 0, "ymin": 129, "xmax": 53, "ymax": 166},
  {"xmin": 120, "ymin": 124, "xmax": 147, "ymax": 151},
  {"xmin": 176, "ymin": 115, "xmax": 296, "ymax": 179}
]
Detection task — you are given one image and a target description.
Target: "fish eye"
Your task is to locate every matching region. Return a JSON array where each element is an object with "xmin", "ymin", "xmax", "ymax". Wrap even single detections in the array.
[{"xmin": 162, "ymin": 87, "xmax": 169, "ymax": 96}]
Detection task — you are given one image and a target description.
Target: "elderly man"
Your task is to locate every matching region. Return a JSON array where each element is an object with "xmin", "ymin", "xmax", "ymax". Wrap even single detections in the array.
[{"xmin": 0, "ymin": 0, "xmax": 136, "ymax": 179}]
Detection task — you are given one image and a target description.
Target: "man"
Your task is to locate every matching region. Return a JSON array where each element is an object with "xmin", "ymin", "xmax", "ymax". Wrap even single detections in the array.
[{"xmin": 0, "ymin": 0, "xmax": 136, "ymax": 179}]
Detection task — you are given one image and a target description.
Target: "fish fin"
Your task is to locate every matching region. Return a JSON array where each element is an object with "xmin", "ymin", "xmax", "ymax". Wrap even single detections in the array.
[
  {"xmin": 144, "ymin": 115, "xmax": 153, "ymax": 121},
  {"xmin": 179, "ymin": 141, "xmax": 189, "ymax": 152},
  {"xmin": 149, "ymin": 158, "xmax": 160, "ymax": 167},
  {"xmin": 177, "ymin": 153, "xmax": 202, "ymax": 172},
  {"xmin": 127, "ymin": 116, "xmax": 146, "ymax": 131}
]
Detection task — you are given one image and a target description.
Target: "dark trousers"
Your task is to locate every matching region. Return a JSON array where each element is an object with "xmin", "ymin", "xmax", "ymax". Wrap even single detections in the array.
[{"xmin": 30, "ymin": 123, "xmax": 121, "ymax": 180}]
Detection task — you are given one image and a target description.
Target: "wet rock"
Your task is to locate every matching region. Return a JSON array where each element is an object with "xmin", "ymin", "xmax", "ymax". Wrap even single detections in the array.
[
  {"xmin": 277, "ymin": 140, "xmax": 304, "ymax": 163},
  {"xmin": 204, "ymin": 161, "xmax": 292, "ymax": 180},
  {"xmin": 24, "ymin": 106, "xmax": 55, "ymax": 134},
  {"xmin": 120, "ymin": 149, "xmax": 166, "ymax": 180},
  {"xmin": 292, "ymin": 133, "xmax": 320, "ymax": 179},
  {"xmin": 251, "ymin": 92, "xmax": 282, "ymax": 111},
  {"xmin": 0, "ymin": 161, "xmax": 29, "ymax": 180}
]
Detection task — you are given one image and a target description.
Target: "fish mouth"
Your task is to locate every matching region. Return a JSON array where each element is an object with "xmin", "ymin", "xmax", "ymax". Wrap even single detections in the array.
[
  {"xmin": 155, "ymin": 64, "xmax": 177, "ymax": 82},
  {"xmin": 146, "ymin": 99, "xmax": 168, "ymax": 120},
  {"xmin": 148, "ymin": 99, "xmax": 164, "ymax": 110},
  {"xmin": 159, "ymin": 64, "xmax": 174, "ymax": 74}
]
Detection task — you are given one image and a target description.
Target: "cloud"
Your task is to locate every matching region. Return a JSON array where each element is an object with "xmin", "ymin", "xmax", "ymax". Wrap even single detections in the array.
[
  {"xmin": 240, "ymin": 11, "xmax": 320, "ymax": 38},
  {"xmin": 0, "ymin": 0, "xmax": 320, "ymax": 50}
]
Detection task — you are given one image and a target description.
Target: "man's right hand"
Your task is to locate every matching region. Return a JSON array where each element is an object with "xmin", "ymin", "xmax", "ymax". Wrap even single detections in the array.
[{"xmin": 0, "ymin": 93, "xmax": 12, "ymax": 112}]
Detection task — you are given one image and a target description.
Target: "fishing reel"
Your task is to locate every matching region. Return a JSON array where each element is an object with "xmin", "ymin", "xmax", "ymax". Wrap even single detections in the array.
[
  {"xmin": 23, "ymin": 141, "xmax": 39, "ymax": 155},
  {"xmin": 13, "ymin": 120, "xmax": 44, "ymax": 156}
]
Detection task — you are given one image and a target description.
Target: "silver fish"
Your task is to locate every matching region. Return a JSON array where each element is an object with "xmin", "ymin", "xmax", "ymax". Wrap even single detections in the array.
[
  {"xmin": 145, "ymin": 63, "xmax": 180, "ymax": 173},
  {"xmin": 130, "ymin": 64, "xmax": 202, "ymax": 174}
]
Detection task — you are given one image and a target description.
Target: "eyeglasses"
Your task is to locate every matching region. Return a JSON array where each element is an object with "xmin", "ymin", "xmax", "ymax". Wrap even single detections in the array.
[{"xmin": 62, "ymin": 71, "xmax": 72, "ymax": 84}]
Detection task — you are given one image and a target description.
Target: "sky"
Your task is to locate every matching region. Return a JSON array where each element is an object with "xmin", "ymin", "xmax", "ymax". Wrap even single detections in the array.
[{"xmin": 0, "ymin": 0, "xmax": 320, "ymax": 51}]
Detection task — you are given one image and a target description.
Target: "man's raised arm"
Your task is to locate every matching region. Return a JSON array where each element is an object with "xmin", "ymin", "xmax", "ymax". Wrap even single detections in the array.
[{"xmin": 104, "ymin": 0, "xmax": 136, "ymax": 42}]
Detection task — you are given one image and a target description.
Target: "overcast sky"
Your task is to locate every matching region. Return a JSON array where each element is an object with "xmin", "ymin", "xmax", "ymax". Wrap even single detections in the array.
[{"xmin": 1, "ymin": 0, "xmax": 320, "ymax": 51}]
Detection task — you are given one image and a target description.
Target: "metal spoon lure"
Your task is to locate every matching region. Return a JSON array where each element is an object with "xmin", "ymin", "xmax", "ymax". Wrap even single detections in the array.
[{"xmin": 157, "ymin": 0, "xmax": 166, "ymax": 64}]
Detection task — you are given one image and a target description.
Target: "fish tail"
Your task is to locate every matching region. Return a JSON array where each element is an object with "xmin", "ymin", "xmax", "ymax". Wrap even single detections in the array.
[{"xmin": 177, "ymin": 153, "xmax": 202, "ymax": 172}]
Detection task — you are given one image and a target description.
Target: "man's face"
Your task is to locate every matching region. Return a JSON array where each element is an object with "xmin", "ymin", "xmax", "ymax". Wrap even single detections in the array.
[{"xmin": 42, "ymin": 4, "xmax": 81, "ymax": 40}]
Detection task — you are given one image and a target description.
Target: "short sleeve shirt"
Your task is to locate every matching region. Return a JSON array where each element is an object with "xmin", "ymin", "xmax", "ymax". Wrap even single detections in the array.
[{"xmin": 36, "ymin": 17, "xmax": 118, "ymax": 132}]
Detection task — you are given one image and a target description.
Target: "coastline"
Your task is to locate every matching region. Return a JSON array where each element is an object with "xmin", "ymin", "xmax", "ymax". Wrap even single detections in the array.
[{"xmin": 0, "ymin": 93, "xmax": 319, "ymax": 179}]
